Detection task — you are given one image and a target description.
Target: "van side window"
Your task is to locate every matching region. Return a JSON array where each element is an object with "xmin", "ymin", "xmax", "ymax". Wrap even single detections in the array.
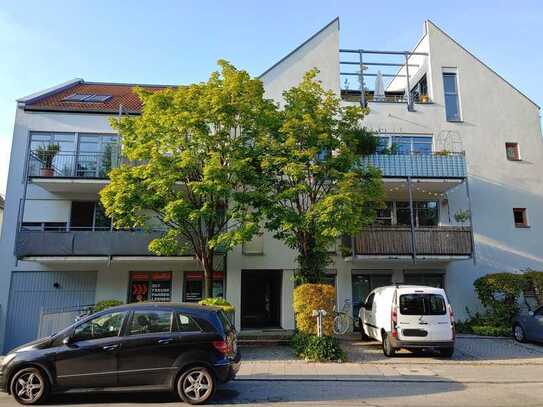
[{"xmin": 365, "ymin": 293, "xmax": 375, "ymax": 311}]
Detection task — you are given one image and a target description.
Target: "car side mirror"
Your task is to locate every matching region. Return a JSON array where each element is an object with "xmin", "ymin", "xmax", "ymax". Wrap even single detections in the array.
[{"xmin": 62, "ymin": 336, "xmax": 76, "ymax": 347}]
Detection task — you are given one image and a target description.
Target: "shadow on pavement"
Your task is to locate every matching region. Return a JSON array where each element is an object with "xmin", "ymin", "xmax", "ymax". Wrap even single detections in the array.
[{"xmin": 40, "ymin": 377, "xmax": 463, "ymax": 405}]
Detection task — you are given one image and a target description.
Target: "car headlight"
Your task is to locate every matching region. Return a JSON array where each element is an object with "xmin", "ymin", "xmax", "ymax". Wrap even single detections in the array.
[{"xmin": 1, "ymin": 353, "xmax": 16, "ymax": 367}]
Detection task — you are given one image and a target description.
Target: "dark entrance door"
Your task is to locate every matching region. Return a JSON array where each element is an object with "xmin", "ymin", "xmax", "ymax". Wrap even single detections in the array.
[{"xmin": 241, "ymin": 270, "xmax": 282, "ymax": 329}]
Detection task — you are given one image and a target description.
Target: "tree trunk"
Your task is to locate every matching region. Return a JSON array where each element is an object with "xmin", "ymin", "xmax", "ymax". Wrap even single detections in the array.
[{"xmin": 201, "ymin": 252, "xmax": 215, "ymax": 299}]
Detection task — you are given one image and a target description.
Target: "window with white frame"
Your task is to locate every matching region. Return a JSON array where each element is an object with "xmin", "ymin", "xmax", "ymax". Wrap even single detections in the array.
[{"xmin": 443, "ymin": 72, "xmax": 461, "ymax": 121}]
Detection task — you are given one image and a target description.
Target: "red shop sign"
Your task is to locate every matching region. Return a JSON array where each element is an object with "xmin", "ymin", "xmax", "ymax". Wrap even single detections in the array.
[
  {"xmin": 151, "ymin": 272, "xmax": 171, "ymax": 281},
  {"xmin": 131, "ymin": 272, "xmax": 149, "ymax": 281}
]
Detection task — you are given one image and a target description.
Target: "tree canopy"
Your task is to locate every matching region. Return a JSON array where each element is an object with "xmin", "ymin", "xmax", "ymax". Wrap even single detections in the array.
[
  {"xmin": 100, "ymin": 60, "xmax": 276, "ymax": 297},
  {"xmin": 259, "ymin": 70, "xmax": 384, "ymax": 283}
]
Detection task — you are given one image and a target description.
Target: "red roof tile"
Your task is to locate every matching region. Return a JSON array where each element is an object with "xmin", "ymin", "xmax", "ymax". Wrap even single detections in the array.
[{"xmin": 23, "ymin": 82, "xmax": 173, "ymax": 114}]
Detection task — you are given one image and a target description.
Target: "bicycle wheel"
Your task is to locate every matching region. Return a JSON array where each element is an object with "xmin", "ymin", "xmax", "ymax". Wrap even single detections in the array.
[{"xmin": 334, "ymin": 314, "xmax": 350, "ymax": 335}]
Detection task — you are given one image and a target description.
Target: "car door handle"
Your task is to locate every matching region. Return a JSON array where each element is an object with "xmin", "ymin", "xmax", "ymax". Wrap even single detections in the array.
[
  {"xmin": 158, "ymin": 338, "xmax": 175, "ymax": 345},
  {"xmin": 102, "ymin": 344, "xmax": 120, "ymax": 351}
]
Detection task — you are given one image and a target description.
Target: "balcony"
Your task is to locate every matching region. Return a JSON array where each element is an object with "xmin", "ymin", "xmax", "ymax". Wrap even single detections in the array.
[
  {"xmin": 28, "ymin": 151, "xmax": 120, "ymax": 193},
  {"xmin": 360, "ymin": 153, "xmax": 466, "ymax": 179},
  {"xmin": 350, "ymin": 226, "xmax": 472, "ymax": 258},
  {"xmin": 14, "ymin": 229, "xmax": 190, "ymax": 258}
]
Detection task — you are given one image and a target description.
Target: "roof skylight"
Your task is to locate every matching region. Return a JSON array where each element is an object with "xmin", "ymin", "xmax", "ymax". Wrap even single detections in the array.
[{"xmin": 63, "ymin": 93, "xmax": 112, "ymax": 102}]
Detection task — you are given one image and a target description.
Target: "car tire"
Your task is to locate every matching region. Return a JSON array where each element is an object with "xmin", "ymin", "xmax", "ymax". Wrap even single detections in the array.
[
  {"xmin": 177, "ymin": 366, "xmax": 216, "ymax": 405},
  {"xmin": 513, "ymin": 324, "xmax": 527, "ymax": 343},
  {"xmin": 359, "ymin": 320, "xmax": 370, "ymax": 341},
  {"xmin": 10, "ymin": 367, "xmax": 49, "ymax": 405},
  {"xmin": 382, "ymin": 333, "xmax": 396, "ymax": 357},
  {"xmin": 438, "ymin": 347, "xmax": 454, "ymax": 358}
]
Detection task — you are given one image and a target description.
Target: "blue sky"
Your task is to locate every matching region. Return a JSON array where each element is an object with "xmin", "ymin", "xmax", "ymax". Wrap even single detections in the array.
[{"xmin": 1, "ymin": 0, "xmax": 542, "ymax": 194}]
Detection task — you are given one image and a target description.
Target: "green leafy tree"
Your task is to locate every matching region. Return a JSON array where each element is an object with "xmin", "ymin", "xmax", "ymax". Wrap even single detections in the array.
[
  {"xmin": 100, "ymin": 60, "xmax": 275, "ymax": 297},
  {"xmin": 259, "ymin": 70, "xmax": 384, "ymax": 284}
]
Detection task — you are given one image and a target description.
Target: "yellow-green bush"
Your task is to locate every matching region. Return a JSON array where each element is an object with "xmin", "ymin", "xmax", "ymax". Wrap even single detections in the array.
[{"xmin": 293, "ymin": 283, "xmax": 336, "ymax": 335}]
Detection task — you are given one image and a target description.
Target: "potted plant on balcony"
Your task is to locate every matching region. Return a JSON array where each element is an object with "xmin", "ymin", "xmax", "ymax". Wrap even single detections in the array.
[
  {"xmin": 35, "ymin": 144, "xmax": 60, "ymax": 176},
  {"xmin": 454, "ymin": 209, "xmax": 470, "ymax": 229}
]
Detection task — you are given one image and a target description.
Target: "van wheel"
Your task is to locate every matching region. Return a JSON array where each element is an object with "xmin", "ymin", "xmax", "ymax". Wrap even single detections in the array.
[
  {"xmin": 177, "ymin": 366, "xmax": 216, "ymax": 405},
  {"xmin": 438, "ymin": 347, "xmax": 454, "ymax": 358},
  {"xmin": 359, "ymin": 320, "xmax": 370, "ymax": 341},
  {"xmin": 382, "ymin": 333, "xmax": 396, "ymax": 357},
  {"xmin": 10, "ymin": 367, "xmax": 49, "ymax": 405}
]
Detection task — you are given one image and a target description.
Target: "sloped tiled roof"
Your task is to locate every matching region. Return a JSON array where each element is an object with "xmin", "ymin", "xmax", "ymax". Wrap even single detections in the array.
[{"xmin": 21, "ymin": 81, "xmax": 173, "ymax": 114}]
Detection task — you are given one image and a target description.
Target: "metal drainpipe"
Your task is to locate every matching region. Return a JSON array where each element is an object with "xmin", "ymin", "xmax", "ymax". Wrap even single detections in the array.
[
  {"xmin": 405, "ymin": 53, "xmax": 413, "ymax": 112},
  {"xmin": 407, "ymin": 176, "xmax": 416, "ymax": 263}
]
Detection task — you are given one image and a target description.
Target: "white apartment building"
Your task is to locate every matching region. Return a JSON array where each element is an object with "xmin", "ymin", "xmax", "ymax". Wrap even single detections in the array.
[{"xmin": 1, "ymin": 18, "xmax": 542, "ymax": 352}]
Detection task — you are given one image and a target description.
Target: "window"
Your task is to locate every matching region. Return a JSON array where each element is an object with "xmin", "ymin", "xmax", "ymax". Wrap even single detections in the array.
[
  {"xmin": 377, "ymin": 134, "xmax": 433, "ymax": 155},
  {"xmin": 443, "ymin": 72, "xmax": 461, "ymax": 121},
  {"xmin": 395, "ymin": 201, "xmax": 439, "ymax": 227},
  {"xmin": 399, "ymin": 294, "xmax": 446, "ymax": 315},
  {"xmin": 72, "ymin": 311, "xmax": 126, "ymax": 342},
  {"xmin": 375, "ymin": 202, "xmax": 393, "ymax": 225},
  {"xmin": 70, "ymin": 201, "xmax": 111, "ymax": 231},
  {"xmin": 404, "ymin": 274, "xmax": 444, "ymax": 288},
  {"xmin": 183, "ymin": 272, "xmax": 224, "ymax": 302},
  {"xmin": 513, "ymin": 208, "xmax": 529, "ymax": 228},
  {"xmin": 129, "ymin": 272, "xmax": 172, "ymax": 303},
  {"xmin": 505, "ymin": 143, "xmax": 520, "ymax": 161},
  {"xmin": 63, "ymin": 93, "xmax": 112, "ymax": 103},
  {"xmin": 29, "ymin": 132, "xmax": 75, "ymax": 177},
  {"xmin": 176, "ymin": 313, "xmax": 201, "ymax": 333},
  {"xmin": 76, "ymin": 134, "xmax": 119, "ymax": 177},
  {"xmin": 128, "ymin": 310, "xmax": 173, "ymax": 335}
]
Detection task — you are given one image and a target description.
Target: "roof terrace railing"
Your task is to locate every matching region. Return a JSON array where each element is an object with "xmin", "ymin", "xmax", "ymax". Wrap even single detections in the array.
[{"xmin": 340, "ymin": 49, "xmax": 429, "ymax": 111}]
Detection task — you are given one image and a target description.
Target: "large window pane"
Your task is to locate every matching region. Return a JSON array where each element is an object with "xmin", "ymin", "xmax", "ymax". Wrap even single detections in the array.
[
  {"xmin": 443, "ymin": 73, "xmax": 460, "ymax": 121},
  {"xmin": 443, "ymin": 74, "xmax": 457, "ymax": 93}
]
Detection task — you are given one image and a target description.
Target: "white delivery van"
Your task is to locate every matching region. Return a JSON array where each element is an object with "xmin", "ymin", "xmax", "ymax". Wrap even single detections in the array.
[{"xmin": 358, "ymin": 285, "xmax": 455, "ymax": 357}]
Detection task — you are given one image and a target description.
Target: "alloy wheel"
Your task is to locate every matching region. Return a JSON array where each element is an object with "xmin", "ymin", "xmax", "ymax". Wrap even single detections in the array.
[
  {"xmin": 12, "ymin": 369, "xmax": 45, "ymax": 404},
  {"xmin": 179, "ymin": 368, "xmax": 214, "ymax": 404}
]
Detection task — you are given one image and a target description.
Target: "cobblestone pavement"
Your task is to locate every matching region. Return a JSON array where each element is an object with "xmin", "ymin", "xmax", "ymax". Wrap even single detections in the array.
[{"xmin": 342, "ymin": 335, "xmax": 543, "ymax": 365}]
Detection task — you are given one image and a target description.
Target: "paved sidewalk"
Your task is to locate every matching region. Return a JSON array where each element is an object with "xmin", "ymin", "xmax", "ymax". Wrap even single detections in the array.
[{"xmin": 237, "ymin": 335, "xmax": 543, "ymax": 383}]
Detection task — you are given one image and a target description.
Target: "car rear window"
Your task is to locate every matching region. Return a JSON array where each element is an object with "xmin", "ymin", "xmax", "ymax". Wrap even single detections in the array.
[
  {"xmin": 399, "ymin": 294, "xmax": 447, "ymax": 315},
  {"xmin": 217, "ymin": 310, "xmax": 233, "ymax": 332}
]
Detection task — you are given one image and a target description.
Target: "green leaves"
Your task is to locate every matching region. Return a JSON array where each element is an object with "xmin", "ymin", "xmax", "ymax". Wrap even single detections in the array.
[
  {"xmin": 100, "ymin": 60, "xmax": 275, "ymax": 297},
  {"xmin": 258, "ymin": 69, "xmax": 383, "ymax": 282}
]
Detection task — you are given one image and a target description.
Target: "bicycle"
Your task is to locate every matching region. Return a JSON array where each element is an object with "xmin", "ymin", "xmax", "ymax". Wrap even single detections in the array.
[{"xmin": 333, "ymin": 299, "xmax": 353, "ymax": 335}]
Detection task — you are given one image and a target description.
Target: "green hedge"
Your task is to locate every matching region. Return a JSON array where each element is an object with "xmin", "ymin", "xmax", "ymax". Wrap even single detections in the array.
[{"xmin": 291, "ymin": 332, "xmax": 345, "ymax": 362}]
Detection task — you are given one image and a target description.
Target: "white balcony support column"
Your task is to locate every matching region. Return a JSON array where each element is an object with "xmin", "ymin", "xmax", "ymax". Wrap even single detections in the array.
[
  {"xmin": 359, "ymin": 50, "xmax": 365, "ymax": 107},
  {"xmin": 405, "ymin": 53, "xmax": 413, "ymax": 111}
]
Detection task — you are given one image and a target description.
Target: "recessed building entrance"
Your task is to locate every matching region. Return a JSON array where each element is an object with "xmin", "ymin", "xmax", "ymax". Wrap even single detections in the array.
[{"xmin": 241, "ymin": 270, "xmax": 282, "ymax": 330}]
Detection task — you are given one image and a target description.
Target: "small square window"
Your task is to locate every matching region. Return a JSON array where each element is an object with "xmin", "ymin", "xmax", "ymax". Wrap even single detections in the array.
[
  {"xmin": 513, "ymin": 208, "xmax": 529, "ymax": 228},
  {"xmin": 505, "ymin": 143, "xmax": 520, "ymax": 161}
]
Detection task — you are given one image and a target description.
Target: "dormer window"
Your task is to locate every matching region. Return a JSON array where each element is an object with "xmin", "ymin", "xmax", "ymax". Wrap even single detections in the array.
[{"xmin": 63, "ymin": 94, "xmax": 112, "ymax": 103}]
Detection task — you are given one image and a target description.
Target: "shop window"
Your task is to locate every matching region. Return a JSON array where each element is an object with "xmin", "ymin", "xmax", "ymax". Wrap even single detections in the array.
[
  {"xmin": 183, "ymin": 271, "xmax": 225, "ymax": 302},
  {"xmin": 505, "ymin": 143, "xmax": 520, "ymax": 161},
  {"xmin": 129, "ymin": 271, "xmax": 172, "ymax": 303},
  {"xmin": 513, "ymin": 208, "xmax": 529, "ymax": 228}
]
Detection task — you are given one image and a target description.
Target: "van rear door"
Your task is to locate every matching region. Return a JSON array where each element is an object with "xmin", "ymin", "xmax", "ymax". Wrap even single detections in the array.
[{"xmin": 396, "ymin": 291, "xmax": 452, "ymax": 342}]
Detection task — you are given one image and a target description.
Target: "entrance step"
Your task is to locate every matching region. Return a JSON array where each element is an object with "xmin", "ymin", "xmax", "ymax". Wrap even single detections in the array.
[{"xmin": 238, "ymin": 329, "xmax": 294, "ymax": 346}]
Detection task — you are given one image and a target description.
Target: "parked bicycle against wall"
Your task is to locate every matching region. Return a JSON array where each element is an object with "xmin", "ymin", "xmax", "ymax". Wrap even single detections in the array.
[{"xmin": 333, "ymin": 299, "xmax": 353, "ymax": 335}]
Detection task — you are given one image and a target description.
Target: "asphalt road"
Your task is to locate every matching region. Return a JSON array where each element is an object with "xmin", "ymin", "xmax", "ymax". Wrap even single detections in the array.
[{"xmin": 0, "ymin": 378, "xmax": 542, "ymax": 407}]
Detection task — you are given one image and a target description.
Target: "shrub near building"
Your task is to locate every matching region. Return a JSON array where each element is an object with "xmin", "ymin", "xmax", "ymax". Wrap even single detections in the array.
[{"xmin": 292, "ymin": 283, "xmax": 345, "ymax": 362}]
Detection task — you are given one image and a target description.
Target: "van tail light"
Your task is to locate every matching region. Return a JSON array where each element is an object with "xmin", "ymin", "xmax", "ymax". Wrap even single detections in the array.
[
  {"xmin": 213, "ymin": 339, "xmax": 233, "ymax": 355},
  {"xmin": 391, "ymin": 305, "xmax": 398, "ymax": 338}
]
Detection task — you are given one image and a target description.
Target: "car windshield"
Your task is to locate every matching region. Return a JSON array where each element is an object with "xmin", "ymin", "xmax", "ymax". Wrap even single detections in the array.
[{"xmin": 399, "ymin": 293, "xmax": 447, "ymax": 316}]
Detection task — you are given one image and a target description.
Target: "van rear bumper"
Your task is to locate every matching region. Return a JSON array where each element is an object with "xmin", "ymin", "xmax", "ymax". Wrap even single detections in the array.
[{"xmin": 390, "ymin": 337, "xmax": 454, "ymax": 349}]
